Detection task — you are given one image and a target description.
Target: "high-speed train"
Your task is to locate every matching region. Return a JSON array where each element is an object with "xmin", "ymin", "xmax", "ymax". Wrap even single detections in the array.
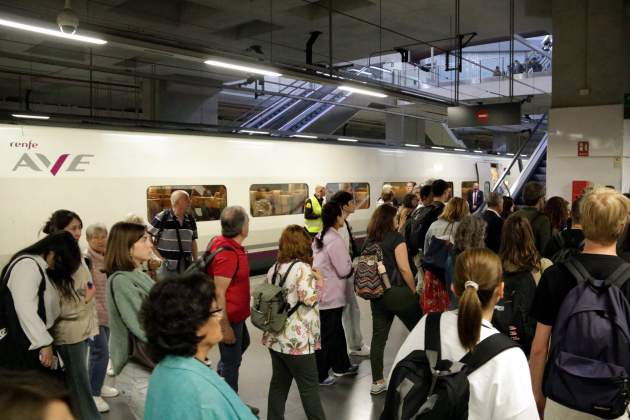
[{"xmin": 0, "ymin": 123, "xmax": 523, "ymax": 271}]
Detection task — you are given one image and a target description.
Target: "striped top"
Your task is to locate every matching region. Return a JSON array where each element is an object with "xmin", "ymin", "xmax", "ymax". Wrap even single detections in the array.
[{"xmin": 148, "ymin": 209, "xmax": 198, "ymax": 271}]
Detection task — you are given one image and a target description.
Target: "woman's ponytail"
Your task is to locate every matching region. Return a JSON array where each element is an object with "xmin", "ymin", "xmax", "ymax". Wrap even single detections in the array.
[
  {"xmin": 453, "ymin": 248, "xmax": 503, "ymax": 352},
  {"xmin": 457, "ymin": 283, "xmax": 483, "ymax": 351}
]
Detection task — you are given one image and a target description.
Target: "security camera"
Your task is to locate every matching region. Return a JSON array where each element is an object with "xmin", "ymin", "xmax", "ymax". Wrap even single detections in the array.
[{"xmin": 57, "ymin": 0, "xmax": 79, "ymax": 34}]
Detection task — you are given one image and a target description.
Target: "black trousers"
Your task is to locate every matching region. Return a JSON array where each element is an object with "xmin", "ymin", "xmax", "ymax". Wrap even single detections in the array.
[{"xmin": 315, "ymin": 307, "xmax": 351, "ymax": 382}]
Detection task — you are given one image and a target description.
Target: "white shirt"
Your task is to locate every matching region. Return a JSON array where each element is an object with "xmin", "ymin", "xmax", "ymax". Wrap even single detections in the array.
[
  {"xmin": 7, "ymin": 255, "xmax": 60, "ymax": 349},
  {"xmin": 391, "ymin": 311, "xmax": 539, "ymax": 420}
]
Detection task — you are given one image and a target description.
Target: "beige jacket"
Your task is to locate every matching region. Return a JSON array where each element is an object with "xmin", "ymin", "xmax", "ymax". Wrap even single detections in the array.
[{"xmin": 52, "ymin": 261, "xmax": 99, "ymax": 345}]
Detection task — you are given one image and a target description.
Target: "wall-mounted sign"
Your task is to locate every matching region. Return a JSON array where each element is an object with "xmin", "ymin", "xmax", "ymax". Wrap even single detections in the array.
[
  {"xmin": 578, "ymin": 141, "xmax": 589, "ymax": 157},
  {"xmin": 447, "ymin": 102, "xmax": 521, "ymax": 128}
]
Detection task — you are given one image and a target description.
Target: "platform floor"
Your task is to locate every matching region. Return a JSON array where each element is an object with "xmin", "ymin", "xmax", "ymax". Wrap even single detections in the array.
[{"xmin": 102, "ymin": 275, "xmax": 411, "ymax": 420}]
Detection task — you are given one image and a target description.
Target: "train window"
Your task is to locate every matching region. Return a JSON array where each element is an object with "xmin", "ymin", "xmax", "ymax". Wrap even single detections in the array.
[
  {"xmin": 249, "ymin": 183, "xmax": 309, "ymax": 217},
  {"xmin": 325, "ymin": 183, "xmax": 370, "ymax": 209},
  {"xmin": 383, "ymin": 182, "xmax": 416, "ymax": 204},
  {"xmin": 146, "ymin": 185, "xmax": 227, "ymax": 222}
]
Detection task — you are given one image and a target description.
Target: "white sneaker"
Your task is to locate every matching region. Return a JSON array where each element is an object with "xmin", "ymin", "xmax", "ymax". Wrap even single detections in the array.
[
  {"xmin": 93, "ymin": 396, "xmax": 110, "ymax": 413},
  {"xmin": 100, "ymin": 385, "xmax": 119, "ymax": 398},
  {"xmin": 349, "ymin": 344, "xmax": 371, "ymax": 357},
  {"xmin": 370, "ymin": 382, "xmax": 387, "ymax": 395}
]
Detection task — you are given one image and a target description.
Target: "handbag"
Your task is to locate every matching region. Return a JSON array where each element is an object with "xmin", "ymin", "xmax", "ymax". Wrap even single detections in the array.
[
  {"xmin": 420, "ymin": 269, "xmax": 450, "ymax": 313},
  {"xmin": 109, "ymin": 276, "xmax": 155, "ymax": 371}
]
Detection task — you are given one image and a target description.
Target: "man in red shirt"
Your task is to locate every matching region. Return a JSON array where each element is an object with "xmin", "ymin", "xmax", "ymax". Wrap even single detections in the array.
[{"xmin": 206, "ymin": 206, "xmax": 253, "ymax": 400}]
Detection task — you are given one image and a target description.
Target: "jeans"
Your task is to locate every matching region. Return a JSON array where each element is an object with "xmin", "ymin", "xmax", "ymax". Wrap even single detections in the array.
[
  {"xmin": 115, "ymin": 361, "xmax": 150, "ymax": 420},
  {"xmin": 57, "ymin": 340, "xmax": 102, "ymax": 420},
  {"xmin": 342, "ymin": 277, "xmax": 364, "ymax": 351},
  {"xmin": 316, "ymin": 307, "xmax": 352, "ymax": 382},
  {"xmin": 89, "ymin": 326, "xmax": 109, "ymax": 396},
  {"xmin": 268, "ymin": 350, "xmax": 326, "ymax": 420},
  {"xmin": 370, "ymin": 285, "xmax": 422, "ymax": 381},
  {"xmin": 218, "ymin": 320, "xmax": 250, "ymax": 393}
]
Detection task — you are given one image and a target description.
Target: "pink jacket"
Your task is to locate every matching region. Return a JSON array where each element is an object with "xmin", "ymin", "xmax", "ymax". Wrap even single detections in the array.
[{"xmin": 312, "ymin": 228, "xmax": 353, "ymax": 310}]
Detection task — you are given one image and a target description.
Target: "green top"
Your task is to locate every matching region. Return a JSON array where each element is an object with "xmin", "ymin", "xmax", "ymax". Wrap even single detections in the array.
[
  {"xmin": 106, "ymin": 269, "xmax": 153, "ymax": 374},
  {"xmin": 145, "ymin": 356, "xmax": 256, "ymax": 420}
]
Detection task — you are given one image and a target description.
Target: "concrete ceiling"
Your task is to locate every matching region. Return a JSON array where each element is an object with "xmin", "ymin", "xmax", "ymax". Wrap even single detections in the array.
[
  {"xmin": 0, "ymin": 0, "xmax": 552, "ymax": 146},
  {"xmin": 0, "ymin": 0, "xmax": 551, "ymax": 67}
]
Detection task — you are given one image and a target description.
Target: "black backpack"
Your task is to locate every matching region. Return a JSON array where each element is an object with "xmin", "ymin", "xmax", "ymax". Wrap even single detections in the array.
[
  {"xmin": 0, "ymin": 256, "xmax": 48, "ymax": 370},
  {"xmin": 544, "ymin": 259, "xmax": 630, "ymax": 418},
  {"xmin": 184, "ymin": 239, "xmax": 238, "ymax": 278},
  {"xmin": 381, "ymin": 312, "xmax": 518, "ymax": 420},
  {"xmin": 404, "ymin": 203, "xmax": 444, "ymax": 258},
  {"xmin": 491, "ymin": 270, "xmax": 537, "ymax": 356},
  {"xmin": 549, "ymin": 232, "xmax": 584, "ymax": 264}
]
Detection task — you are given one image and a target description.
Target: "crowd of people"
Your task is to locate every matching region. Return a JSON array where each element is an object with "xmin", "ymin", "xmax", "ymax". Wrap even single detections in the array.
[{"xmin": 2, "ymin": 180, "xmax": 630, "ymax": 420}]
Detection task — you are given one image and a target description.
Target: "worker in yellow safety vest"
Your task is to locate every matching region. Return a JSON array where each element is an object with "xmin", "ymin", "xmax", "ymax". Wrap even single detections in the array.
[{"xmin": 304, "ymin": 185, "xmax": 326, "ymax": 236}]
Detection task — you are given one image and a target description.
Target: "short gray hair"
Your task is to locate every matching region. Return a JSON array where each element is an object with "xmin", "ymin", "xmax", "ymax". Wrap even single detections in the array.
[
  {"xmin": 86, "ymin": 223, "xmax": 108, "ymax": 240},
  {"xmin": 171, "ymin": 190, "xmax": 190, "ymax": 206},
  {"xmin": 454, "ymin": 215, "xmax": 487, "ymax": 251},
  {"xmin": 485, "ymin": 191, "xmax": 503, "ymax": 208},
  {"xmin": 221, "ymin": 206, "xmax": 249, "ymax": 238}
]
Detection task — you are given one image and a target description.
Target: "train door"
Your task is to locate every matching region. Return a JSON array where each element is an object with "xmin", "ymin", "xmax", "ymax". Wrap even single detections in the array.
[{"xmin": 475, "ymin": 162, "xmax": 493, "ymax": 196}]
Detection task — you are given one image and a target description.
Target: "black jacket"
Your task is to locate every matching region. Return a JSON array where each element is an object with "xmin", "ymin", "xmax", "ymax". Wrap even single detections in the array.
[{"xmin": 482, "ymin": 209, "xmax": 504, "ymax": 253}]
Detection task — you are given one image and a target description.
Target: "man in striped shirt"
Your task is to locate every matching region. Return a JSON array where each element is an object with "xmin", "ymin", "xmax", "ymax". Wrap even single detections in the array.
[{"xmin": 148, "ymin": 190, "xmax": 198, "ymax": 278}]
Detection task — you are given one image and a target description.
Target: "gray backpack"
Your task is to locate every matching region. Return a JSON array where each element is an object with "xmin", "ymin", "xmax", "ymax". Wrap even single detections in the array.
[{"xmin": 251, "ymin": 261, "xmax": 300, "ymax": 333}]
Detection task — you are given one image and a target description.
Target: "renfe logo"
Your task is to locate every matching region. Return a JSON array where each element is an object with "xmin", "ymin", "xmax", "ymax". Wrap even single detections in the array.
[{"xmin": 12, "ymin": 153, "xmax": 94, "ymax": 175}]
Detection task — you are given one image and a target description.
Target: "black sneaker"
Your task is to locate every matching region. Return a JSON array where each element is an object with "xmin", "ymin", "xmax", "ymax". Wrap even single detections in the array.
[{"xmin": 332, "ymin": 364, "xmax": 359, "ymax": 377}]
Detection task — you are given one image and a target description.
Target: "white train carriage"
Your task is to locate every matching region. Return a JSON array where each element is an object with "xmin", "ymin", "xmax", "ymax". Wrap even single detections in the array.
[{"xmin": 0, "ymin": 124, "xmax": 522, "ymax": 271}]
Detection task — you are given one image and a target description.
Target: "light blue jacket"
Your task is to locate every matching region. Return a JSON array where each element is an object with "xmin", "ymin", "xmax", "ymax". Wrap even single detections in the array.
[{"xmin": 144, "ymin": 356, "xmax": 256, "ymax": 420}]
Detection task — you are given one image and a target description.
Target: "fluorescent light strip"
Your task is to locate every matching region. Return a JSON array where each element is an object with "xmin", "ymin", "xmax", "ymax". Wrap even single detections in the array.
[
  {"xmin": 0, "ymin": 18, "xmax": 107, "ymax": 45},
  {"xmin": 369, "ymin": 66, "xmax": 392, "ymax": 74},
  {"xmin": 454, "ymin": 148, "xmax": 467, "ymax": 152},
  {"xmin": 338, "ymin": 85, "xmax": 387, "ymax": 98},
  {"xmin": 205, "ymin": 59, "xmax": 281, "ymax": 77},
  {"xmin": 506, "ymin": 153, "xmax": 515, "ymax": 156},
  {"xmin": 474, "ymin": 150, "xmax": 484, "ymax": 153},
  {"xmin": 431, "ymin": 146, "xmax": 445, "ymax": 150},
  {"xmin": 404, "ymin": 143, "xmax": 420, "ymax": 148},
  {"xmin": 291, "ymin": 134, "xmax": 318, "ymax": 139},
  {"xmin": 12, "ymin": 113, "xmax": 50, "ymax": 120},
  {"xmin": 338, "ymin": 137, "xmax": 358, "ymax": 143},
  {"xmin": 521, "ymin": 154, "xmax": 528, "ymax": 157},
  {"xmin": 239, "ymin": 129, "xmax": 268, "ymax": 135}
]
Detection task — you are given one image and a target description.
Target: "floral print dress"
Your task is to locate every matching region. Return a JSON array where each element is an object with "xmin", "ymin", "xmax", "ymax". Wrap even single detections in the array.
[{"xmin": 261, "ymin": 261, "xmax": 321, "ymax": 355}]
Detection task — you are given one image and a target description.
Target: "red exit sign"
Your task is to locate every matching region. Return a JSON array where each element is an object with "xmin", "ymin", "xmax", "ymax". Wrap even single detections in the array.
[
  {"xmin": 578, "ymin": 141, "xmax": 589, "ymax": 157},
  {"xmin": 476, "ymin": 109, "xmax": 489, "ymax": 123}
]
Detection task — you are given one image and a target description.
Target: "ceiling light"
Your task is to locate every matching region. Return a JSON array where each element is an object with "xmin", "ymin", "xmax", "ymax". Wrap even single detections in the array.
[
  {"xmin": 369, "ymin": 66, "xmax": 392, "ymax": 74},
  {"xmin": 239, "ymin": 129, "xmax": 268, "ymax": 135},
  {"xmin": 338, "ymin": 137, "xmax": 358, "ymax": 143},
  {"xmin": 404, "ymin": 143, "xmax": 420, "ymax": 148},
  {"xmin": 454, "ymin": 148, "xmax": 466, "ymax": 152},
  {"xmin": 474, "ymin": 150, "xmax": 483, "ymax": 153},
  {"xmin": 11, "ymin": 113, "xmax": 50, "ymax": 120},
  {"xmin": 0, "ymin": 18, "xmax": 106, "ymax": 45},
  {"xmin": 506, "ymin": 153, "xmax": 515, "ymax": 156},
  {"xmin": 338, "ymin": 85, "xmax": 387, "ymax": 98},
  {"xmin": 291, "ymin": 134, "xmax": 318, "ymax": 139},
  {"xmin": 205, "ymin": 59, "xmax": 282, "ymax": 77},
  {"xmin": 520, "ymin": 154, "xmax": 528, "ymax": 157},
  {"xmin": 431, "ymin": 146, "xmax": 445, "ymax": 150}
]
